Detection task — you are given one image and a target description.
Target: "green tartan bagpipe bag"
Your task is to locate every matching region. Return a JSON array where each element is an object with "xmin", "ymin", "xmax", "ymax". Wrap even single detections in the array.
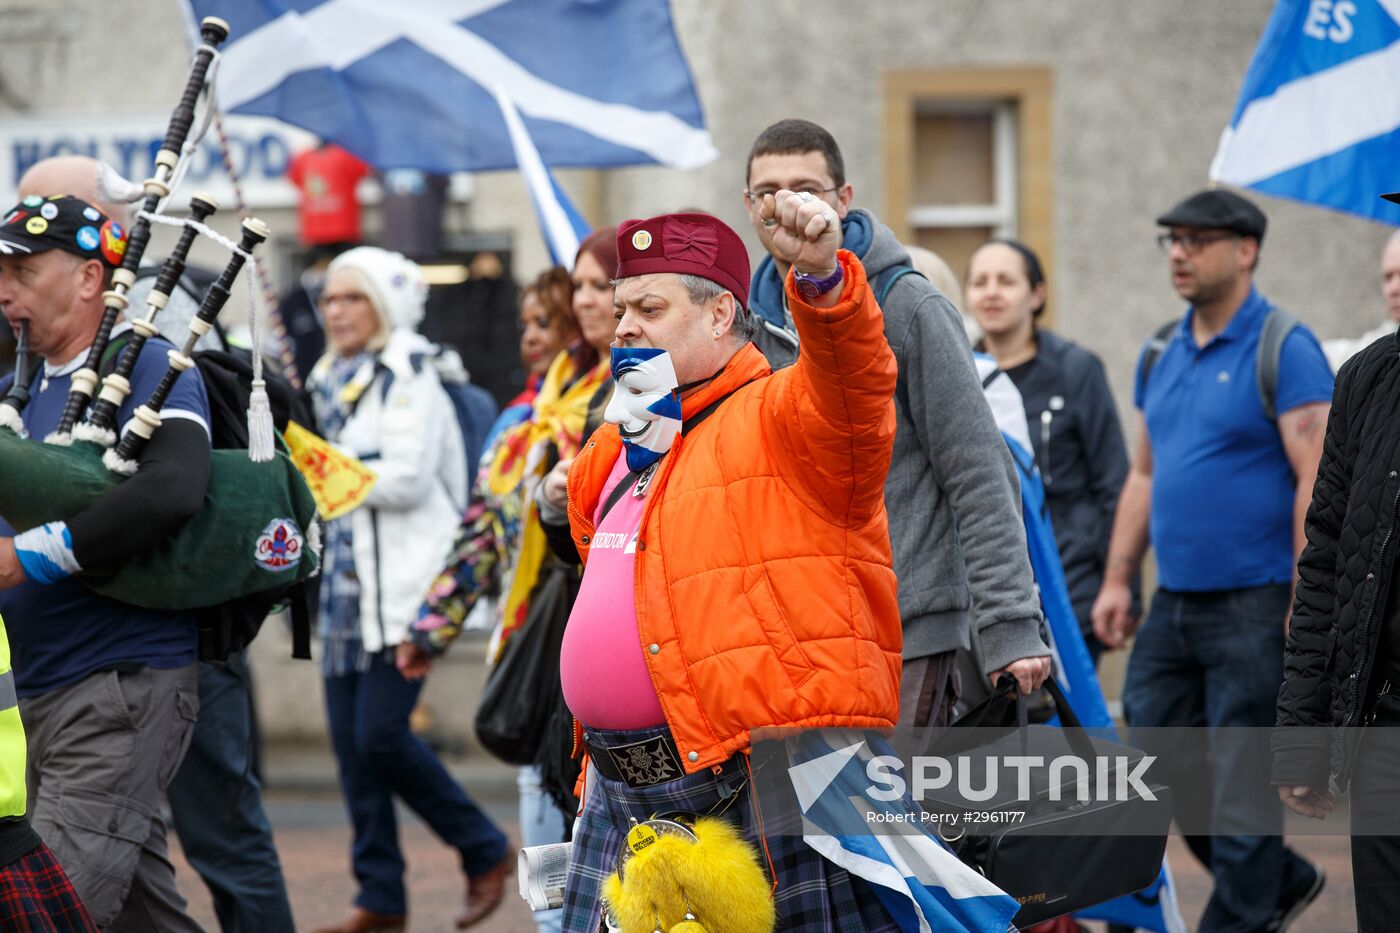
[{"xmin": 0, "ymin": 427, "xmax": 319, "ymax": 610}]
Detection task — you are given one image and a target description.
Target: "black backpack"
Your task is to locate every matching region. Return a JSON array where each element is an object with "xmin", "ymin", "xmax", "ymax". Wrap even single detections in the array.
[
  {"xmin": 192, "ymin": 348, "xmax": 316, "ymax": 661},
  {"xmin": 98, "ymin": 334, "xmax": 316, "ymax": 662}
]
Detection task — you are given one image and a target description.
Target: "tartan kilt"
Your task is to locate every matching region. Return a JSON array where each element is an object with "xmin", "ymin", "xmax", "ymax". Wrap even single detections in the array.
[
  {"xmin": 561, "ymin": 724, "xmax": 900, "ymax": 933},
  {"xmin": 0, "ymin": 842, "xmax": 98, "ymax": 932}
]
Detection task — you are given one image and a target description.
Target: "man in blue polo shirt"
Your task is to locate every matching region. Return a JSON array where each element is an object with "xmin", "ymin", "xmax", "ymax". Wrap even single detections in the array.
[
  {"xmin": 0, "ymin": 195, "xmax": 207, "ymax": 931},
  {"xmin": 1092, "ymin": 189, "xmax": 1333, "ymax": 932}
]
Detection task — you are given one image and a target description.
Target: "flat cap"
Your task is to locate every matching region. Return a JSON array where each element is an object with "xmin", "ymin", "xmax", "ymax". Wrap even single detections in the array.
[{"xmin": 1157, "ymin": 189, "xmax": 1267, "ymax": 242}]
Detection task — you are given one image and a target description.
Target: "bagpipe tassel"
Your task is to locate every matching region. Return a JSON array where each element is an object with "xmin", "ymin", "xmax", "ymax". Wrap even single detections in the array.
[
  {"xmin": 243, "ymin": 248, "xmax": 276, "ymax": 463},
  {"xmin": 247, "ymin": 379, "xmax": 275, "ymax": 463}
]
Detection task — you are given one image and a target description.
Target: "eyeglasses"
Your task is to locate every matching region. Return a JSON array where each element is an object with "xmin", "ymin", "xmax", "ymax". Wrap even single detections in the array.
[
  {"xmin": 744, "ymin": 186, "xmax": 839, "ymax": 206},
  {"xmin": 1156, "ymin": 232, "xmax": 1237, "ymax": 254},
  {"xmin": 318, "ymin": 291, "xmax": 370, "ymax": 312}
]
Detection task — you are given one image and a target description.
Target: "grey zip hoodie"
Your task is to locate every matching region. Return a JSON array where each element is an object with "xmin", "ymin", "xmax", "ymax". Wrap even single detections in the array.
[{"xmin": 751, "ymin": 209, "xmax": 1049, "ymax": 673}]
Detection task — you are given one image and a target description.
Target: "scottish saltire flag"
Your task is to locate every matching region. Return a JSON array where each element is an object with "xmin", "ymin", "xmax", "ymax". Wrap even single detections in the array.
[
  {"xmin": 1210, "ymin": 0, "xmax": 1400, "ymax": 222},
  {"xmin": 494, "ymin": 88, "xmax": 590, "ymax": 265},
  {"xmin": 183, "ymin": 0, "xmax": 718, "ymax": 173},
  {"xmin": 787, "ymin": 733, "xmax": 1020, "ymax": 933}
]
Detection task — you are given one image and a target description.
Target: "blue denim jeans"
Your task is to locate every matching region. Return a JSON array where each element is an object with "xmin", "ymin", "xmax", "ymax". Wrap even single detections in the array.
[
  {"xmin": 518, "ymin": 766, "xmax": 565, "ymax": 933},
  {"xmin": 323, "ymin": 652, "xmax": 507, "ymax": 916},
  {"xmin": 1123, "ymin": 585, "xmax": 1308, "ymax": 932},
  {"xmin": 168, "ymin": 654, "xmax": 295, "ymax": 933}
]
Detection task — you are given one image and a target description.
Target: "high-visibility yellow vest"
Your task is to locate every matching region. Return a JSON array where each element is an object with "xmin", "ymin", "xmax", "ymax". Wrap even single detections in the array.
[{"xmin": 0, "ymin": 617, "xmax": 27, "ymax": 819}]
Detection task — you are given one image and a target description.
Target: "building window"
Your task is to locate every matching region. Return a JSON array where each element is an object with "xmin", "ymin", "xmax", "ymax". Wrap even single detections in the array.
[{"xmin": 885, "ymin": 68, "xmax": 1053, "ymax": 317}]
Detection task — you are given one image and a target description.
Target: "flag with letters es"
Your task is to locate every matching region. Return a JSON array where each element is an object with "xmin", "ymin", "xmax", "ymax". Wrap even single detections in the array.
[
  {"xmin": 1210, "ymin": 0, "xmax": 1400, "ymax": 222},
  {"xmin": 181, "ymin": 0, "xmax": 718, "ymax": 173}
]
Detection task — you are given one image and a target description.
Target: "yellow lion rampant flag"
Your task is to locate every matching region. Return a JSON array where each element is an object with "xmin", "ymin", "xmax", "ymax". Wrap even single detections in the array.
[{"xmin": 283, "ymin": 420, "xmax": 376, "ymax": 520}]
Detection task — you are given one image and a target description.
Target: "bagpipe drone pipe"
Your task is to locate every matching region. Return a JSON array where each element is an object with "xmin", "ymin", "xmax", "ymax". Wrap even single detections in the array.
[{"xmin": 0, "ymin": 19, "xmax": 320, "ymax": 611}]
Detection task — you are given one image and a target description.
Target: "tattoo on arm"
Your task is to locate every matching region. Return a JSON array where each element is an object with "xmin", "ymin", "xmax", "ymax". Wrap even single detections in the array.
[{"xmin": 1292, "ymin": 408, "xmax": 1325, "ymax": 440}]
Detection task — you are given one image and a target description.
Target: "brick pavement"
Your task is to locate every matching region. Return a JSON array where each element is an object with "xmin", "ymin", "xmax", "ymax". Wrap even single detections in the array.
[{"xmin": 170, "ymin": 790, "xmax": 538, "ymax": 932}]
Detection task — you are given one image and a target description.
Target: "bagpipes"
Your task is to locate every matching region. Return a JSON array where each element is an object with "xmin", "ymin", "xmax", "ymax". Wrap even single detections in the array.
[{"xmin": 0, "ymin": 17, "xmax": 320, "ymax": 611}]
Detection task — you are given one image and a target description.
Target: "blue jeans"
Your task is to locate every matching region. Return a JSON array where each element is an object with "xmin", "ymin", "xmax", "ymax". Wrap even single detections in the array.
[
  {"xmin": 323, "ymin": 652, "xmax": 507, "ymax": 916},
  {"xmin": 518, "ymin": 766, "xmax": 565, "ymax": 933},
  {"xmin": 168, "ymin": 654, "xmax": 295, "ymax": 933},
  {"xmin": 1123, "ymin": 585, "xmax": 1308, "ymax": 932}
]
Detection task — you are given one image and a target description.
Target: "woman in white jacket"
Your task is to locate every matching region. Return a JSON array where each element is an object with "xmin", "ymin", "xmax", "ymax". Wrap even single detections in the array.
[{"xmin": 307, "ymin": 247, "xmax": 510, "ymax": 933}]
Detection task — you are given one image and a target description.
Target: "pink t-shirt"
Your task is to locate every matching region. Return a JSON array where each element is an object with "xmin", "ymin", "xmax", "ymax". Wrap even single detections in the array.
[{"xmin": 559, "ymin": 454, "xmax": 666, "ymax": 730}]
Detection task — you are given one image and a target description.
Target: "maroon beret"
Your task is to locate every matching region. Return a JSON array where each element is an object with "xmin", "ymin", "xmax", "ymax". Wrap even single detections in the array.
[{"xmin": 615, "ymin": 213, "xmax": 750, "ymax": 309}]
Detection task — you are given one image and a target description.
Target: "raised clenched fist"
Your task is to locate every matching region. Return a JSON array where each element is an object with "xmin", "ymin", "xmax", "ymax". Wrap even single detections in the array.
[{"xmin": 759, "ymin": 189, "xmax": 841, "ymax": 277}]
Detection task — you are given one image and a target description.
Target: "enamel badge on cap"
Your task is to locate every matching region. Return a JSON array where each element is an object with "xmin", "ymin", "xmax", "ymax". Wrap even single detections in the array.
[{"xmin": 631, "ymin": 229, "xmax": 653, "ymax": 251}]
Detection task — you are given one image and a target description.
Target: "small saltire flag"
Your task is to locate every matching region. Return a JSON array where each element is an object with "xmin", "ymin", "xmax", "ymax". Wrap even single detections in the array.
[
  {"xmin": 283, "ymin": 420, "xmax": 376, "ymax": 520},
  {"xmin": 183, "ymin": 0, "xmax": 718, "ymax": 173},
  {"xmin": 494, "ymin": 87, "xmax": 591, "ymax": 265},
  {"xmin": 785, "ymin": 731, "xmax": 1021, "ymax": 933},
  {"xmin": 1210, "ymin": 0, "xmax": 1400, "ymax": 222}
]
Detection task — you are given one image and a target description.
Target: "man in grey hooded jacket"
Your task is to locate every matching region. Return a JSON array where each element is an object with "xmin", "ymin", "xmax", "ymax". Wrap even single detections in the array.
[{"xmin": 743, "ymin": 119, "xmax": 1050, "ymax": 726}]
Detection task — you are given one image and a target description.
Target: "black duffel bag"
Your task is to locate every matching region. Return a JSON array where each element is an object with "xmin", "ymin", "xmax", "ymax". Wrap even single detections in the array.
[
  {"xmin": 473, "ymin": 560, "xmax": 578, "ymax": 765},
  {"xmin": 922, "ymin": 677, "xmax": 1173, "ymax": 928}
]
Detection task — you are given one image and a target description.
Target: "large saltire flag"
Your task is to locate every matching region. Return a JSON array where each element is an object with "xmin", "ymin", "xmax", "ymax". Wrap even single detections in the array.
[
  {"xmin": 182, "ymin": 0, "xmax": 718, "ymax": 173},
  {"xmin": 1210, "ymin": 0, "xmax": 1400, "ymax": 222}
]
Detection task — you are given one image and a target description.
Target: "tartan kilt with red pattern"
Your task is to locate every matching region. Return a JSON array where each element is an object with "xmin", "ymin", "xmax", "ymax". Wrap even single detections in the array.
[{"xmin": 0, "ymin": 842, "xmax": 98, "ymax": 932}]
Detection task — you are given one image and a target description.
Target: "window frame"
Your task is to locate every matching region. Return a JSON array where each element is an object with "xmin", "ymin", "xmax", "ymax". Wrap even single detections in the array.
[{"xmin": 885, "ymin": 67, "xmax": 1054, "ymax": 322}]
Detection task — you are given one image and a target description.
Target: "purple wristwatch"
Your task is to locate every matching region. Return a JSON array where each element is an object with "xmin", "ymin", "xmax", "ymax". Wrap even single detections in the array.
[{"xmin": 794, "ymin": 263, "xmax": 844, "ymax": 299}]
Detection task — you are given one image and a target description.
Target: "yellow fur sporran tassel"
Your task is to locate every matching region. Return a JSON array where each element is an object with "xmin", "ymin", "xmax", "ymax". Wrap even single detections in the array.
[{"xmin": 601, "ymin": 817, "xmax": 774, "ymax": 933}]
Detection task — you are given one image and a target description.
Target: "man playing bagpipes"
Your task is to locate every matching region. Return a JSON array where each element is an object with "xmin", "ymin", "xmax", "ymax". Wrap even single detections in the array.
[
  {"xmin": 0, "ymin": 194, "xmax": 207, "ymax": 932},
  {"xmin": 15, "ymin": 154, "xmax": 298, "ymax": 933}
]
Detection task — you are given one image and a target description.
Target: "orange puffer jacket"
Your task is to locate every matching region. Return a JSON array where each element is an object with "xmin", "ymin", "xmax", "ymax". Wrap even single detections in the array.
[{"xmin": 566, "ymin": 250, "xmax": 902, "ymax": 773}]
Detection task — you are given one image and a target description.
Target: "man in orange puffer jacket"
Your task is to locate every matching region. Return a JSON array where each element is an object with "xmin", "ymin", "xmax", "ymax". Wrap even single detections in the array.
[{"xmin": 539, "ymin": 193, "xmax": 908, "ymax": 931}]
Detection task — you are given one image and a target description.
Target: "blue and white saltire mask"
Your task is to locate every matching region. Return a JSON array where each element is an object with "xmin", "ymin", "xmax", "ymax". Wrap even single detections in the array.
[{"xmin": 606, "ymin": 347, "xmax": 683, "ymax": 472}]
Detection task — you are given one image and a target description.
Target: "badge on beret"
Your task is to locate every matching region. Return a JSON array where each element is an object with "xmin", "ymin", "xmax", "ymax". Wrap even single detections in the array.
[
  {"xmin": 99, "ymin": 220, "xmax": 126, "ymax": 266},
  {"xmin": 25, "ymin": 217, "xmax": 47, "ymax": 236},
  {"xmin": 76, "ymin": 226, "xmax": 99, "ymax": 252},
  {"xmin": 631, "ymin": 229, "xmax": 653, "ymax": 251},
  {"xmin": 39, "ymin": 203, "xmax": 58, "ymax": 221},
  {"xmin": 20, "ymin": 196, "xmax": 42, "ymax": 209},
  {"xmin": 82, "ymin": 206, "xmax": 100, "ymax": 222}
]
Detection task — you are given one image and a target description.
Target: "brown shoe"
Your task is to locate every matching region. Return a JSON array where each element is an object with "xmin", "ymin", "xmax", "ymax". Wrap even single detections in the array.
[
  {"xmin": 308, "ymin": 907, "xmax": 407, "ymax": 933},
  {"xmin": 456, "ymin": 849, "xmax": 515, "ymax": 928}
]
